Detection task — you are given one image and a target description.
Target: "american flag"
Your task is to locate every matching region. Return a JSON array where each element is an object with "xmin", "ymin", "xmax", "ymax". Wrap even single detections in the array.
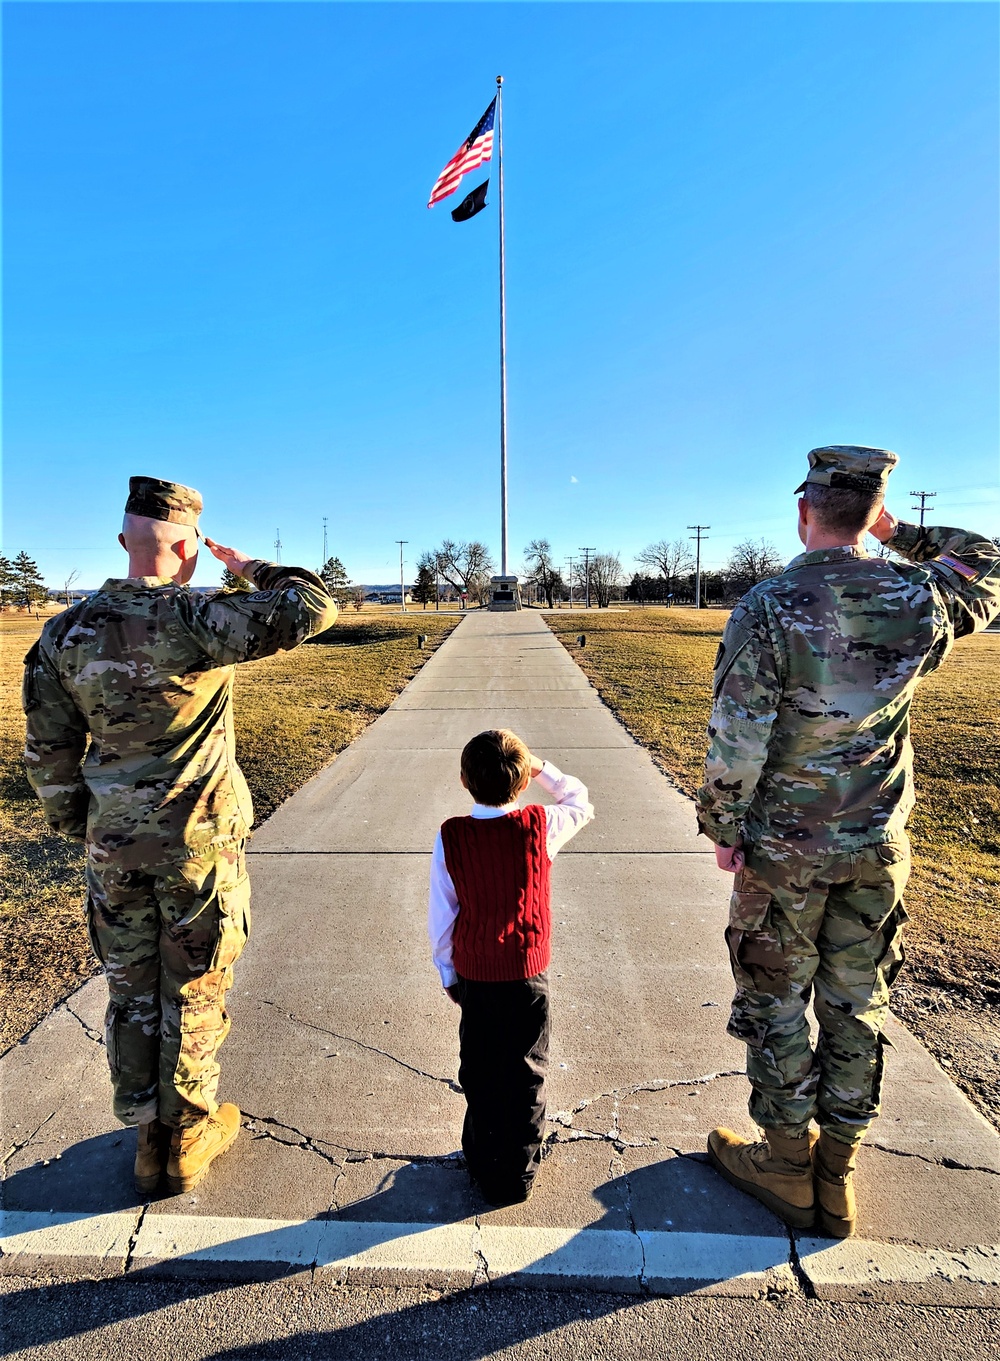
[{"xmin": 427, "ymin": 98, "xmax": 496, "ymax": 208}]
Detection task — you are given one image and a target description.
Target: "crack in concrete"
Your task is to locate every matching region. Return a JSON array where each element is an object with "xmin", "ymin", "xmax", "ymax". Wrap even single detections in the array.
[
  {"xmin": 868, "ymin": 1141, "xmax": 1000, "ymax": 1178},
  {"xmin": 242, "ymin": 1112, "xmax": 345, "ymax": 1169},
  {"xmin": 259, "ymin": 1000, "xmax": 462, "ymax": 1092},
  {"xmin": 471, "ymin": 1215, "xmax": 491, "ymax": 1288},
  {"xmin": 1, "ymin": 1111, "xmax": 57, "ymax": 1170},
  {"xmin": 124, "ymin": 1204, "xmax": 149, "ymax": 1275},
  {"xmin": 785, "ymin": 1230, "xmax": 814, "ymax": 1300},
  {"xmin": 329, "ymin": 1164, "xmax": 347, "ymax": 1215},
  {"xmin": 61, "ymin": 999, "xmax": 103, "ymax": 1046},
  {"xmin": 241, "ymin": 1109, "xmax": 465, "ymax": 1171},
  {"xmin": 549, "ymin": 1069, "xmax": 745, "ymax": 1128}
]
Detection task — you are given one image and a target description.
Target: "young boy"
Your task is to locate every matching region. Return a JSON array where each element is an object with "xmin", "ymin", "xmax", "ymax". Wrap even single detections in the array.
[{"xmin": 428, "ymin": 729, "xmax": 594, "ymax": 1206}]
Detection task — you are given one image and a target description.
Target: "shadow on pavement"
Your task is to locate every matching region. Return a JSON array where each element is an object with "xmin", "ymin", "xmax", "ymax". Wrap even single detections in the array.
[{"xmin": 2, "ymin": 1155, "xmax": 781, "ymax": 1355}]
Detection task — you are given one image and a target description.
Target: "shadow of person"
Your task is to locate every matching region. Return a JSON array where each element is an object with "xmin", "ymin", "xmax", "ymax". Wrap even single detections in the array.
[
  {"xmin": 2, "ymin": 1129, "xmax": 150, "ymax": 1216},
  {"xmin": 2, "ymin": 1151, "xmax": 789, "ymax": 1357}
]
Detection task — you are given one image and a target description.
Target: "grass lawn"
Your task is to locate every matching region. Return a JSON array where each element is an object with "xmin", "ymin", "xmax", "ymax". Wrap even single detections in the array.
[
  {"xmin": 547, "ymin": 608, "xmax": 1000, "ymax": 974},
  {"xmin": 0, "ymin": 609, "xmax": 459, "ymax": 1050}
]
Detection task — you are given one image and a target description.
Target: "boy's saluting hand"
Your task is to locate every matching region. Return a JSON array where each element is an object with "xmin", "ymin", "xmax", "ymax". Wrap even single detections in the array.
[{"xmin": 528, "ymin": 754, "xmax": 544, "ymax": 778}]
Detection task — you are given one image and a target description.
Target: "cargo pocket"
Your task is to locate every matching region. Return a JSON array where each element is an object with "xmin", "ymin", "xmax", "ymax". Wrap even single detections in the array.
[
  {"xmin": 104, "ymin": 1001, "xmax": 123, "ymax": 1078},
  {"xmin": 84, "ymin": 890, "xmax": 108, "ymax": 966},
  {"xmin": 725, "ymin": 891, "xmax": 789, "ymax": 998},
  {"xmin": 877, "ymin": 902, "xmax": 909, "ymax": 991},
  {"xmin": 208, "ymin": 873, "xmax": 251, "ymax": 973},
  {"xmin": 871, "ymin": 1030, "xmax": 893, "ymax": 1112}
]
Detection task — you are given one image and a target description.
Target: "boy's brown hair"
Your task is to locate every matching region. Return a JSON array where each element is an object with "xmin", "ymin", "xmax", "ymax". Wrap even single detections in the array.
[{"xmin": 461, "ymin": 729, "xmax": 531, "ymax": 807}]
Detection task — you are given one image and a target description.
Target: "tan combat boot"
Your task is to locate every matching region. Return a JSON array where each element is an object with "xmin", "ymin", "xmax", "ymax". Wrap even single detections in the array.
[
  {"xmin": 707, "ymin": 1127, "xmax": 815, "ymax": 1229},
  {"xmin": 813, "ymin": 1131, "xmax": 862, "ymax": 1238},
  {"xmin": 165, "ymin": 1104, "xmax": 241, "ymax": 1195},
  {"xmin": 134, "ymin": 1120, "xmax": 168, "ymax": 1196}
]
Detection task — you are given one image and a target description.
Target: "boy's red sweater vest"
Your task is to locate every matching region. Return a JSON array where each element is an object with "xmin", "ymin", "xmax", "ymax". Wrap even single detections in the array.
[{"xmin": 440, "ymin": 805, "xmax": 551, "ymax": 983}]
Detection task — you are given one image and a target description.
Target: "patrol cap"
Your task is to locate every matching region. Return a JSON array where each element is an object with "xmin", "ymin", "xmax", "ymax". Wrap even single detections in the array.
[
  {"xmin": 125, "ymin": 476, "xmax": 203, "ymax": 528},
  {"xmin": 795, "ymin": 446, "xmax": 898, "ymax": 495}
]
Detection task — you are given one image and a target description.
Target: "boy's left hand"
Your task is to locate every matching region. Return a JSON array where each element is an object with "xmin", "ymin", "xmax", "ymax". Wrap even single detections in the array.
[{"xmin": 445, "ymin": 984, "xmax": 461, "ymax": 1004}]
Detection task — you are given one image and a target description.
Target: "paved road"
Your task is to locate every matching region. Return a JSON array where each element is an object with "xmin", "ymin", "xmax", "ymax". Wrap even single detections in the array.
[
  {"xmin": 5, "ymin": 1274, "xmax": 997, "ymax": 1360},
  {"xmin": 3, "ymin": 611, "xmax": 999, "ymax": 1342}
]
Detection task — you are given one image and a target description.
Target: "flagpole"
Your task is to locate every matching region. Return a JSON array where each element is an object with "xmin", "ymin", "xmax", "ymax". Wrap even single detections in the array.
[{"xmin": 496, "ymin": 74, "xmax": 508, "ymax": 579}]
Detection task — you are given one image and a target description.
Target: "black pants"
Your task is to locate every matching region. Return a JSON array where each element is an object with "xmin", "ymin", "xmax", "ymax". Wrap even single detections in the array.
[{"xmin": 455, "ymin": 972, "xmax": 550, "ymax": 1199}]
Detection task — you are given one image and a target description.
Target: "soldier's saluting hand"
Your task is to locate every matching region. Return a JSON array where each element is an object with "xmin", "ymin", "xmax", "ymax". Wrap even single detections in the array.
[
  {"xmin": 22, "ymin": 477, "xmax": 338, "ymax": 1196},
  {"xmin": 695, "ymin": 446, "xmax": 1000, "ymax": 1238}
]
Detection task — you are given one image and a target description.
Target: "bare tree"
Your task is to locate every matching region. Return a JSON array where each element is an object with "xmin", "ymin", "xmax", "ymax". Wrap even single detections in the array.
[
  {"xmin": 636, "ymin": 538, "xmax": 694, "ymax": 603},
  {"xmin": 522, "ymin": 539, "xmax": 565, "ymax": 609},
  {"xmin": 432, "ymin": 540, "xmax": 495, "ymax": 605},
  {"xmin": 588, "ymin": 552, "xmax": 623, "ymax": 608},
  {"xmin": 62, "ymin": 570, "xmax": 80, "ymax": 609},
  {"xmin": 724, "ymin": 539, "xmax": 784, "ymax": 598}
]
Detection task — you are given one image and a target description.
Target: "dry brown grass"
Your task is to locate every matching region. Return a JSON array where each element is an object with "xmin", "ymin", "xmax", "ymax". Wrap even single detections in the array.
[
  {"xmin": 547, "ymin": 607, "xmax": 1000, "ymax": 964},
  {"xmin": 0, "ymin": 610, "xmax": 459, "ymax": 1050}
]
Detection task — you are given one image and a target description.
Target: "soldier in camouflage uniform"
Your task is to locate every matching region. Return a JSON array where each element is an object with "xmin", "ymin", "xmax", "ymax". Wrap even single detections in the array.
[
  {"xmin": 696, "ymin": 446, "xmax": 1000, "ymax": 1236},
  {"xmin": 23, "ymin": 477, "xmax": 338, "ymax": 1195}
]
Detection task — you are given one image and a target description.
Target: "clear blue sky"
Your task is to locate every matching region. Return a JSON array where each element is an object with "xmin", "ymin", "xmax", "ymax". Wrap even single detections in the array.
[{"xmin": 4, "ymin": 1, "xmax": 997, "ymax": 588}]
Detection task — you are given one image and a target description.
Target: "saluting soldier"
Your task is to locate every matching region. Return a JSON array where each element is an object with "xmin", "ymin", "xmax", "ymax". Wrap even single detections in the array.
[
  {"xmin": 696, "ymin": 446, "xmax": 1000, "ymax": 1237},
  {"xmin": 23, "ymin": 477, "xmax": 338, "ymax": 1195}
]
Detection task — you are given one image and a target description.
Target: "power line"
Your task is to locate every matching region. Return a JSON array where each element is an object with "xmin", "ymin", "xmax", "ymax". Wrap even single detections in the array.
[
  {"xmin": 566, "ymin": 556, "xmax": 577, "ymax": 609},
  {"xmin": 395, "ymin": 540, "xmax": 408, "ymax": 614},
  {"xmin": 909, "ymin": 490, "xmax": 936, "ymax": 527},
  {"xmin": 578, "ymin": 547, "xmax": 596, "ymax": 609},
  {"xmin": 688, "ymin": 525, "xmax": 710, "ymax": 609}
]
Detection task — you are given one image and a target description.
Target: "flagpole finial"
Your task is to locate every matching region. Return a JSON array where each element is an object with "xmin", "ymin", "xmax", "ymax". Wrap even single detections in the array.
[{"xmin": 496, "ymin": 75, "xmax": 503, "ymax": 87}]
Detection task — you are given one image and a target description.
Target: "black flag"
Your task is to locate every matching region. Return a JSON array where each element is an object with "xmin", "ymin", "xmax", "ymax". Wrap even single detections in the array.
[{"xmin": 451, "ymin": 178, "xmax": 489, "ymax": 222}]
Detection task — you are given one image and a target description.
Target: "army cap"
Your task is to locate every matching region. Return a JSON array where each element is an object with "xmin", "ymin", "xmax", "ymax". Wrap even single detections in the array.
[
  {"xmin": 795, "ymin": 445, "xmax": 898, "ymax": 495},
  {"xmin": 125, "ymin": 476, "xmax": 203, "ymax": 527}
]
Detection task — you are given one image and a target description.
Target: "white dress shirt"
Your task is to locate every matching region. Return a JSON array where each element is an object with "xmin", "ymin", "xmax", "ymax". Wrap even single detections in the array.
[{"xmin": 428, "ymin": 762, "xmax": 595, "ymax": 988}]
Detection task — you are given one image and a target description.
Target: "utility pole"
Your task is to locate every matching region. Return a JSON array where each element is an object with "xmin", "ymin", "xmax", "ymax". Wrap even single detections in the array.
[
  {"xmin": 688, "ymin": 525, "xmax": 710, "ymax": 609},
  {"xmin": 566, "ymin": 557, "xmax": 576, "ymax": 609},
  {"xmin": 395, "ymin": 540, "xmax": 408, "ymax": 613},
  {"xmin": 274, "ymin": 529, "xmax": 282, "ymax": 565},
  {"xmin": 579, "ymin": 547, "xmax": 596, "ymax": 609},
  {"xmin": 322, "ymin": 517, "xmax": 328, "ymax": 566},
  {"xmin": 434, "ymin": 556, "xmax": 440, "ymax": 612},
  {"xmin": 910, "ymin": 491, "xmax": 936, "ymax": 527}
]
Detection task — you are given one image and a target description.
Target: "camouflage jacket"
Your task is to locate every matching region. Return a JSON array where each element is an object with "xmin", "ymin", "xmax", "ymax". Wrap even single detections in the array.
[
  {"xmin": 23, "ymin": 561, "xmax": 337, "ymax": 868},
  {"xmin": 695, "ymin": 522, "xmax": 1000, "ymax": 855}
]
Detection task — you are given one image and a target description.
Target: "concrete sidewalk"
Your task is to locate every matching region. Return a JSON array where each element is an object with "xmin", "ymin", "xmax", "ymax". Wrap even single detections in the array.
[{"xmin": 3, "ymin": 611, "xmax": 999, "ymax": 1301}]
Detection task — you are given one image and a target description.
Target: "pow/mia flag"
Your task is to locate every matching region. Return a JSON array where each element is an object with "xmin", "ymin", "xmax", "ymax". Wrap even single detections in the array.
[{"xmin": 451, "ymin": 179, "xmax": 489, "ymax": 223}]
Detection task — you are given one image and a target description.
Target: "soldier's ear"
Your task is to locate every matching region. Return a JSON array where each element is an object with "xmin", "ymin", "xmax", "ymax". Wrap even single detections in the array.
[{"xmin": 118, "ymin": 532, "xmax": 127, "ymax": 551}]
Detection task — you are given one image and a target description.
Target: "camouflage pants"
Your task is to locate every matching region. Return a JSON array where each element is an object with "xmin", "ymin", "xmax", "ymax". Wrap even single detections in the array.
[
  {"xmin": 726, "ymin": 839, "xmax": 909, "ymax": 1145},
  {"xmin": 84, "ymin": 843, "xmax": 250, "ymax": 1130}
]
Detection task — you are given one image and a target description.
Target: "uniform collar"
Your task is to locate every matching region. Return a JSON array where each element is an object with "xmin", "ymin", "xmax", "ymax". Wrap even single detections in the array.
[
  {"xmin": 100, "ymin": 576, "xmax": 183, "ymax": 590},
  {"xmin": 784, "ymin": 545, "xmax": 870, "ymax": 572}
]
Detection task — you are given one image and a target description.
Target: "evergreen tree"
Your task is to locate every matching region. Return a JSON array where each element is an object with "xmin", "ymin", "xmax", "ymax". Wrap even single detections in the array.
[
  {"xmin": 0, "ymin": 554, "xmax": 14, "ymax": 609},
  {"xmin": 319, "ymin": 556, "xmax": 353, "ymax": 606},
  {"xmin": 411, "ymin": 563, "xmax": 436, "ymax": 609},
  {"xmin": 220, "ymin": 567, "xmax": 253, "ymax": 591},
  {"xmin": 12, "ymin": 551, "xmax": 47, "ymax": 607}
]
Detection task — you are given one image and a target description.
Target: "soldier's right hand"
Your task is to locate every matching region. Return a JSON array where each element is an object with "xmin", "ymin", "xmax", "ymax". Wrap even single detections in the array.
[
  {"xmin": 869, "ymin": 509, "xmax": 898, "ymax": 544},
  {"xmin": 204, "ymin": 537, "xmax": 255, "ymax": 580}
]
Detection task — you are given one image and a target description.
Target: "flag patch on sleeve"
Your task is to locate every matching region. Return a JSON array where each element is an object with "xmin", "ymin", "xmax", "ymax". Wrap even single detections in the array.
[{"xmin": 937, "ymin": 554, "xmax": 978, "ymax": 581}]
